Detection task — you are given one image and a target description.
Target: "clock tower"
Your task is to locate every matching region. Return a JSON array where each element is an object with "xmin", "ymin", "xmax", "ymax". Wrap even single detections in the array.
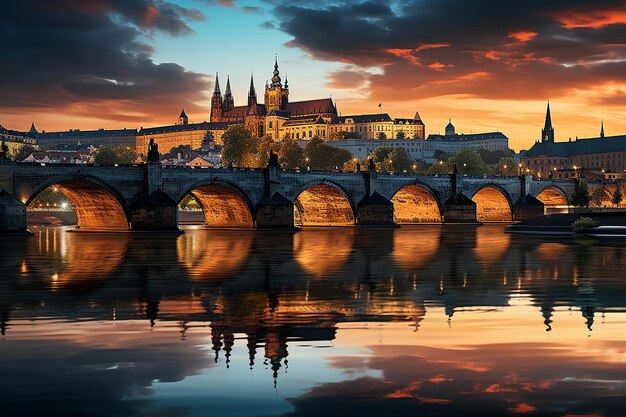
[{"xmin": 541, "ymin": 102, "xmax": 554, "ymax": 143}]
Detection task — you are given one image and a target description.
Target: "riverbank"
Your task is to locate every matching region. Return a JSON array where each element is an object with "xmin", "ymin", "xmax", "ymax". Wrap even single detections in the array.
[{"xmin": 507, "ymin": 211, "xmax": 626, "ymax": 237}]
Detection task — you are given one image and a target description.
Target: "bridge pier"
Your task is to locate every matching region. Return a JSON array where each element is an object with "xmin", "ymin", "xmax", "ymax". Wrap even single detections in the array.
[
  {"xmin": 443, "ymin": 194, "xmax": 478, "ymax": 223},
  {"xmin": 255, "ymin": 193, "xmax": 296, "ymax": 228},
  {"xmin": 0, "ymin": 190, "xmax": 28, "ymax": 233},
  {"xmin": 356, "ymin": 192, "xmax": 394, "ymax": 225},
  {"xmin": 129, "ymin": 189, "xmax": 181, "ymax": 232},
  {"xmin": 513, "ymin": 176, "xmax": 545, "ymax": 221}
]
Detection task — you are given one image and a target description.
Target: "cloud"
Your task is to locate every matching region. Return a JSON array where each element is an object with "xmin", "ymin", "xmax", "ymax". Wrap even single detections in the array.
[
  {"xmin": 268, "ymin": 0, "xmax": 626, "ymax": 103},
  {"xmin": 0, "ymin": 1, "xmax": 210, "ymax": 126}
]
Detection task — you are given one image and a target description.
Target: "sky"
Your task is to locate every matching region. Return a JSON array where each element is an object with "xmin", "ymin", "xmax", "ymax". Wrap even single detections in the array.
[{"xmin": 4, "ymin": 1, "xmax": 626, "ymax": 150}]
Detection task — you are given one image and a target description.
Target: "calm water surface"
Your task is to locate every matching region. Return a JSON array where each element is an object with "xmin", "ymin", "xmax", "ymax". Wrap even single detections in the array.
[{"xmin": 1, "ymin": 225, "xmax": 625, "ymax": 417}]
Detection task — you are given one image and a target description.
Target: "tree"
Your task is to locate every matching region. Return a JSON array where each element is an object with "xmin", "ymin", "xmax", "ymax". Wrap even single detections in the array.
[
  {"xmin": 329, "ymin": 130, "xmax": 361, "ymax": 141},
  {"xmin": 612, "ymin": 187, "xmax": 623, "ymax": 207},
  {"xmin": 447, "ymin": 149, "xmax": 489, "ymax": 176},
  {"xmin": 477, "ymin": 149, "xmax": 514, "ymax": 165},
  {"xmin": 13, "ymin": 144, "xmax": 36, "ymax": 161},
  {"xmin": 94, "ymin": 146, "xmax": 136, "ymax": 165},
  {"xmin": 304, "ymin": 137, "xmax": 351, "ymax": 170},
  {"xmin": 376, "ymin": 131, "xmax": 387, "ymax": 140},
  {"xmin": 255, "ymin": 135, "xmax": 275, "ymax": 168},
  {"xmin": 571, "ymin": 182, "xmax": 590, "ymax": 208},
  {"xmin": 222, "ymin": 125, "xmax": 259, "ymax": 167},
  {"xmin": 412, "ymin": 159, "xmax": 430, "ymax": 173},
  {"xmin": 395, "ymin": 131, "xmax": 406, "ymax": 140},
  {"xmin": 428, "ymin": 160, "xmax": 449, "ymax": 174},
  {"xmin": 384, "ymin": 147, "xmax": 412, "ymax": 173},
  {"xmin": 372, "ymin": 145, "xmax": 393, "ymax": 164},
  {"xmin": 492, "ymin": 156, "xmax": 518, "ymax": 176},
  {"xmin": 433, "ymin": 149, "xmax": 450, "ymax": 162},
  {"xmin": 278, "ymin": 139, "xmax": 305, "ymax": 169}
]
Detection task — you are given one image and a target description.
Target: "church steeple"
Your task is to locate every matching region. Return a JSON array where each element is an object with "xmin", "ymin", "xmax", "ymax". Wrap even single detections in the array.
[
  {"xmin": 210, "ymin": 73, "xmax": 223, "ymax": 122},
  {"xmin": 248, "ymin": 73, "xmax": 257, "ymax": 107},
  {"xmin": 541, "ymin": 101, "xmax": 554, "ymax": 143},
  {"xmin": 270, "ymin": 55, "xmax": 282, "ymax": 88},
  {"xmin": 600, "ymin": 118, "xmax": 605, "ymax": 138},
  {"xmin": 223, "ymin": 75, "xmax": 234, "ymax": 112},
  {"xmin": 29, "ymin": 122, "xmax": 38, "ymax": 135}
]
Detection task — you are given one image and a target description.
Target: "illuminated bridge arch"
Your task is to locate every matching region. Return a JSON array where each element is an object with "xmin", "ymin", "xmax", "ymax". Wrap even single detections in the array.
[
  {"xmin": 181, "ymin": 180, "xmax": 255, "ymax": 228},
  {"xmin": 293, "ymin": 181, "xmax": 355, "ymax": 226},
  {"xmin": 391, "ymin": 183, "xmax": 442, "ymax": 223},
  {"xmin": 26, "ymin": 176, "xmax": 129, "ymax": 231},
  {"xmin": 471, "ymin": 185, "xmax": 513, "ymax": 222},
  {"xmin": 536, "ymin": 186, "xmax": 569, "ymax": 209}
]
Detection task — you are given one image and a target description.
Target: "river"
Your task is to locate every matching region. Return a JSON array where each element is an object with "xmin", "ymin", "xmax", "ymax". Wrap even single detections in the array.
[{"xmin": 0, "ymin": 225, "xmax": 625, "ymax": 417}]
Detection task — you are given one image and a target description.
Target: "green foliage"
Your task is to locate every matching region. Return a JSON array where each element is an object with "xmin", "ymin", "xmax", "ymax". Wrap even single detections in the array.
[
  {"xmin": 376, "ymin": 131, "xmax": 387, "ymax": 140},
  {"xmin": 412, "ymin": 159, "xmax": 430, "ymax": 173},
  {"xmin": 477, "ymin": 149, "xmax": 515, "ymax": 165},
  {"xmin": 447, "ymin": 149, "xmax": 489, "ymax": 175},
  {"xmin": 278, "ymin": 139, "xmax": 305, "ymax": 169},
  {"xmin": 94, "ymin": 146, "xmax": 137, "ymax": 165},
  {"xmin": 395, "ymin": 131, "xmax": 406, "ymax": 140},
  {"xmin": 255, "ymin": 135, "xmax": 275, "ymax": 168},
  {"xmin": 372, "ymin": 145, "xmax": 393, "ymax": 164},
  {"xmin": 571, "ymin": 182, "xmax": 590, "ymax": 207},
  {"xmin": 433, "ymin": 149, "xmax": 450, "ymax": 162},
  {"xmin": 304, "ymin": 137, "xmax": 352, "ymax": 170},
  {"xmin": 428, "ymin": 160, "xmax": 449, "ymax": 174},
  {"xmin": 221, "ymin": 125, "xmax": 260, "ymax": 167},
  {"xmin": 383, "ymin": 147, "xmax": 412, "ymax": 173},
  {"xmin": 13, "ymin": 144, "xmax": 36, "ymax": 161},
  {"xmin": 612, "ymin": 187, "xmax": 623, "ymax": 207},
  {"xmin": 591, "ymin": 187, "xmax": 609, "ymax": 207},
  {"xmin": 492, "ymin": 157, "xmax": 518, "ymax": 176},
  {"xmin": 572, "ymin": 216, "xmax": 600, "ymax": 234}
]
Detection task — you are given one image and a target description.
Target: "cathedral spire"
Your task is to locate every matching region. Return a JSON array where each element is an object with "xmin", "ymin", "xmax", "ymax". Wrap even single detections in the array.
[
  {"xmin": 541, "ymin": 101, "xmax": 554, "ymax": 143},
  {"xmin": 600, "ymin": 118, "xmax": 605, "ymax": 138},
  {"xmin": 213, "ymin": 73, "xmax": 221, "ymax": 96},
  {"xmin": 271, "ymin": 55, "xmax": 282, "ymax": 88},
  {"xmin": 248, "ymin": 73, "xmax": 257, "ymax": 106},
  {"xmin": 223, "ymin": 75, "xmax": 234, "ymax": 111}
]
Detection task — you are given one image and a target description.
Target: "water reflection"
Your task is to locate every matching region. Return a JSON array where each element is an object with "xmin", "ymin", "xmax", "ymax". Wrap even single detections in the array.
[{"xmin": 0, "ymin": 225, "xmax": 625, "ymax": 417}]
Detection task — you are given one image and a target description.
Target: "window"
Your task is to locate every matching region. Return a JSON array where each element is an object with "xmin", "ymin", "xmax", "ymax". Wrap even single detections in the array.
[{"xmin": 269, "ymin": 121, "xmax": 273, "ymax": 129}]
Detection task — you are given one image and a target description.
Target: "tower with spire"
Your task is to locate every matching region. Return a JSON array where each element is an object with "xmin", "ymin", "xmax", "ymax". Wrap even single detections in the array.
[
  {"xmin": 210, "ymin": 73, "xmax": 223, "ymax": 122},
  {"xmin": 223, "ymin": 76, "xmax": 234, "ymax": 112},
  {"xmin": 264, "ymin": 56, "xmax": 289, "ymax": 113},
  {"xmin": 177, "ymin": 109, "xmax": 188, "ymax": 125},
  {"xmin": 600, "ymin": 119, "xmax": 605, "ymax": 138},
  {"xmin": 541, "ymin": 102, "xmax": 554, "ymax": 143},
  {"xmin": 245, "ymin": 73, "xmax": 264, "ymax": 137}
]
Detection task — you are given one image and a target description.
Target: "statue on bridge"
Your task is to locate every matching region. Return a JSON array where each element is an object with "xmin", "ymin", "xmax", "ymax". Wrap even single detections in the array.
[
  {"xmin": 267, "ymin": 150, "xmax": 279, "ymax": 168},
  {"xmin": 147, "ymin": 138, "xmax": 160, "ymax": 163}
]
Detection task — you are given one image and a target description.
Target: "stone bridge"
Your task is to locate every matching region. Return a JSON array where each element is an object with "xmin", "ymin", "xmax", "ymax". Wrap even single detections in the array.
[{"xmin": 0, "ymin": 158, "xmax": 576, "ymax": 232}]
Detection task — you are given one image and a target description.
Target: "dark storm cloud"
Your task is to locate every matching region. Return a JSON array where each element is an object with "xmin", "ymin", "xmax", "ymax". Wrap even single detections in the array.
[
  {"xmin": 0, "ymin": 1, "xmax": 209, "ymax": 119},
  {"xmin": 267, "ymin": 0, "xmax": 626, "ymax": 101}
]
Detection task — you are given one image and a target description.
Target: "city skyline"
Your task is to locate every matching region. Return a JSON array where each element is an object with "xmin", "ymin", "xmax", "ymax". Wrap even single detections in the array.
[{"xmin": 4, "ymin": 1, "xmax": 626, "ymax": 150}]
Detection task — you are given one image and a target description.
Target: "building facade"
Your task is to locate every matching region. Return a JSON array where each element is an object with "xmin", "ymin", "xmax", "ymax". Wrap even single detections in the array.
[
  {"xmin": 521, "ymin": 104, "xmax": 626, "ymax": 179},
  {"xmin": 329, "ymin": 113, "xmax": 425, "ymax": 140},
  {"xmin": 324, "ymin": 138, "xmax": 436, "ymax": 162},
  {"xmin": 426, "ymin": 120, "xmax": 509, "ymax": 154},
  {"xmin": 210, "ymin": 58, "xmax": 338, "ymax": 140},
  {"xmin": 0, "ymin": 123, "xmax": 39, "ymax": 156}
]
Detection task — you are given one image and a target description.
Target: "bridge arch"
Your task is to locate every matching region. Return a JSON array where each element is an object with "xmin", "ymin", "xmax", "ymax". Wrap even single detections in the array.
[
  {"xmin": 536, "ymin": 186, "xmax": 569, "ymax": 208},
  {"xmin": 180, "ymin": 179, "xmax": 255, "ymax": 228},
  {"xmin": 26, "ymin": 176, "xmax": 129, "ymax": 231},
  {"xmin": 293, "ymin": 180, "xmax": 355, "ymax": 226},
  {"xmin": 471, "ymin": 184, "xmax": 513, "ymax": 222},
  {"xmin": 390, "ymin": 182, "xmax": 442, "ymax": 223}
]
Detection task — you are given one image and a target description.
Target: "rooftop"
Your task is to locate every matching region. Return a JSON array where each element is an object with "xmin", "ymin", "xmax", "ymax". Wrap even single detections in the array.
[{"xmin": 524, "ymin": 134, "xmax": 626, "ymax": 157}]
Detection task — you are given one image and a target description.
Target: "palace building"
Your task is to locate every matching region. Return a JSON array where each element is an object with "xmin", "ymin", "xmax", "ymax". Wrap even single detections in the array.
[
  {"xmin": 521, "ymin": 103, "xmax": 626, "ymax": 179},
  {"xmin": 210, "ymin": 58, "xmax": 338, "ymax": 139}
]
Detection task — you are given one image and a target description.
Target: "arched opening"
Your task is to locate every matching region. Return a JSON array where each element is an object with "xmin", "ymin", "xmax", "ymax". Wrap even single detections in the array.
[
  {"xmin": 589, "ymin": 188, "xmax": 612, "ymax": 208},
  {"xmin": 472, "ymin": 187, "xmax": 513, "ymax": 222},
  {"xmin": 188, "ymin": 185, "xmax": 254, "ymax": 228},
  {"xmin": 537, "ymin": 188, "xmax": 568, "ymax": 212},
  {"xmin": 294, "ymin": 184, "xmax": 355, "ymax": 226},
  {"xmin": 391, "ymin": 184, "xmax": 442, "ymax": 223},
  {"xmin": 27, "ymin": 180, "xmax": 128, "ymax": 231}
]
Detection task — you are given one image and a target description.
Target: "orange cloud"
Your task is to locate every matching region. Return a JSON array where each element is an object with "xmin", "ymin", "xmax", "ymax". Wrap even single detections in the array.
[
  {"xmin": 508, "ymin": 31, "xmax": 538, "ymax": 43},
  {"xmin": 508, "ymin": 403, "xmax": 537, "ymax": 414},
  {"xmin": 557, "ymin": 8, "xmax": 626, "ymax": 28}
]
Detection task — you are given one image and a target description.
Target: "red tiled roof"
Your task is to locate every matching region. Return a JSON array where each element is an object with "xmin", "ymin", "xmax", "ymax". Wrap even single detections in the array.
[{"xmin": 286, "ymin": 99, "xmax": 335, "ymax": 116}]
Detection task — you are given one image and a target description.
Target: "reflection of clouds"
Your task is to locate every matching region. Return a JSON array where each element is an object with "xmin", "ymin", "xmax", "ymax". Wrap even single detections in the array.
[
  {"xmin": 0, "ymin": 321, "xmax": 213, "ymax": 417},
  {"xmin": 286, "ymin": 342, "xmax": 626, "ymax": 417},
  {"xmin": 293, "ymin": 229, "xmax": 354, "ymax": 277},
  {"xmin": 176, "ymin": 229, "xmax": 253, "ymax": 279}
]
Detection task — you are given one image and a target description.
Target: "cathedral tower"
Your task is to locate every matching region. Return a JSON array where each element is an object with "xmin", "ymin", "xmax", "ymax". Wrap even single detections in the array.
[
  {"xmin": 210, "ymin": 73, "xmax": 223, "ymax": 122},
  {"xmin": 541, "ymin": 102, "xmax": 554, "ymax": 143},
  {"xmin": 223, "ymin": 76, "xmax": 234, "ymax": 112},
  {"xmin": 245, "ymin": 74, "xmax": 263, "ymax": 137},
  {"xmin": 264, "ymin": 57, "xmax": 289, "ymax": 113}
]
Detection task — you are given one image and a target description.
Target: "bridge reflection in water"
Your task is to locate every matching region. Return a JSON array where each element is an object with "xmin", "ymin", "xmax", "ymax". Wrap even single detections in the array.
[{"xmin": 1, "ymin": 225, "xmax": 625, "ymax": 417}]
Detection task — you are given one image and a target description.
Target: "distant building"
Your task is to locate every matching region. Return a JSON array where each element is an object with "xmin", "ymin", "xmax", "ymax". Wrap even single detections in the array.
[
  {"xmin": 22, "ymin": 150, "xmax": 91, "ymax": 164},
  {"xmin": 521, "ymin": 103, "xmax": 626, "ymax": 179},
  {"xmin": 0, "ymin": 123, "xmax": 39, "ymax": 156},
  {"xmin": 426, "ymin": 119, "xmax": 509, "ymax": 154},
  {"xmin": 36, "ymin": 127, "xmax": 137, "ymax": 149},
  {"xmin": 137, "ymin": 121, "xmax": 229, "ymax": 156},
  {"xmin": 325, "ymin": 138, "xmax": 436, "ymax": 162},
  {"xmin": 328, "ymin": 113, "xmax": 425, "ymax": 140}
]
